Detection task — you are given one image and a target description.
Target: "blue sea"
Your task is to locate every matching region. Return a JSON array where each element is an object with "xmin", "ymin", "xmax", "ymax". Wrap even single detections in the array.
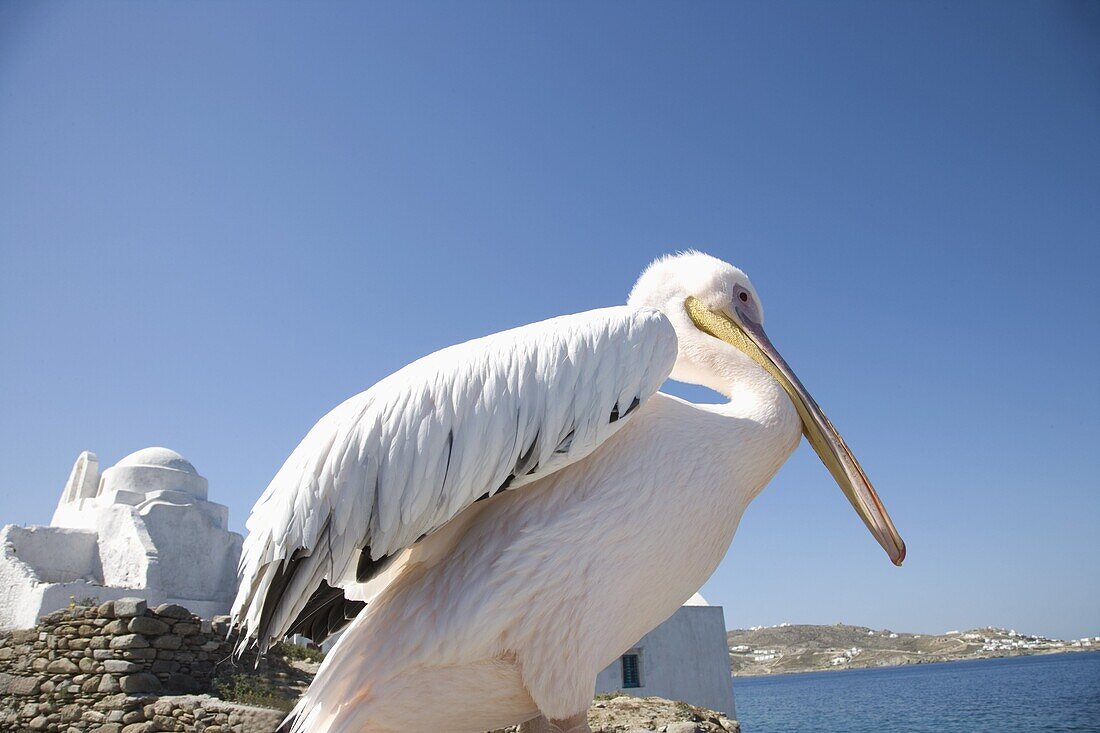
[{"xmin": 733, "ymin": 651, "xmax": 1100, "ymax": 732}]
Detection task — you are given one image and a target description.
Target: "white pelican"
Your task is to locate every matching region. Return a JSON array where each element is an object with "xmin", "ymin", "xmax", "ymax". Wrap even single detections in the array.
[{"xmin": 232, "ymin": 251, "xmax": 904, "ymax": 733}]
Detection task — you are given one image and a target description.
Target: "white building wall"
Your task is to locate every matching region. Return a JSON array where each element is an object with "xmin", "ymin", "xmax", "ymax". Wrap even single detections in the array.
[
  {"xmin": 594, "ymin": 605, "xmax": 736, "ymax": 716},
  {"xmin": 94, "ymin": 504, "xmax": 159, "ymax": 589}
]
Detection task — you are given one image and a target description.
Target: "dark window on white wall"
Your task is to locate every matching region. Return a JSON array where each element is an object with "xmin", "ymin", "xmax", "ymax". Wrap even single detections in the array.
[{"xmin": 621, "ymin": 652, "xmax": 641, "ymax": 688}]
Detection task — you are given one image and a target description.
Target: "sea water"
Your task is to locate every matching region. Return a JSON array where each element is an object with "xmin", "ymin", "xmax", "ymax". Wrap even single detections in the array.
[{"xmin": 733, "ymin": 651, "xmax": 1100, "ymax": 732}]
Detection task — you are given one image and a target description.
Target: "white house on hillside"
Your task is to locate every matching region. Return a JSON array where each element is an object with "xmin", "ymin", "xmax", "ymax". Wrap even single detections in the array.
[{"xmin": 594, "ymin": 592, "xmax": 736, "ymax": 716}]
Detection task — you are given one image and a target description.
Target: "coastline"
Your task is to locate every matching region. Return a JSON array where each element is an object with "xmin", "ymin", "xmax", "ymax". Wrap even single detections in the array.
[{"xmin": 732, "ymin": 647, "xmax": 1100, "ymax": 679}]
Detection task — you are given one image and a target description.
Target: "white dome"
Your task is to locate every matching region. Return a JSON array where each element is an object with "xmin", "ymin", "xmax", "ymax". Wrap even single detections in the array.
[
  {"xmin": 100, "ymin": 447, "xmax": 208, "ymax": 501},
  {"xmin": 114, "ymin": 447, "xmax": 198, "ymax": 475}
]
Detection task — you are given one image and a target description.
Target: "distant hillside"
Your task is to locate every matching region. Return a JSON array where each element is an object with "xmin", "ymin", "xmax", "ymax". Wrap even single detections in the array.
[{"xmin": 727, "ymin": 623, "xmax": 1099, "ymax": 676}]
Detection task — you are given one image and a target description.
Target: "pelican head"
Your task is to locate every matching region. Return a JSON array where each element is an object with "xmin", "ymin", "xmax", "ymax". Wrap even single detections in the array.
[{"xmin": 629, "ymin": 251, "xmax": 905, "ymax": 566}]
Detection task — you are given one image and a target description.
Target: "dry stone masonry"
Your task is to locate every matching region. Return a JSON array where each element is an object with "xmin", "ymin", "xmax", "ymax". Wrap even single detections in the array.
[{"xmin": 0, "ymin": 599, "xmax": 282, "ymax": 732}]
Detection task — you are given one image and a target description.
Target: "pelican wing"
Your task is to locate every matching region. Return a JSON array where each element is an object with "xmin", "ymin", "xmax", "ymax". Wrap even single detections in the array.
[{"xmin": 232, "ymin": 305, "xmax": 677, "ymax": 651}]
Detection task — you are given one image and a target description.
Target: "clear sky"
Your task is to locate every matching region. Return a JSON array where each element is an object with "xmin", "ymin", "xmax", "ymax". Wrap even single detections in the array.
[{"xmin": 1, "ymin": 2, "xmax": 1097, "ymax": 641}]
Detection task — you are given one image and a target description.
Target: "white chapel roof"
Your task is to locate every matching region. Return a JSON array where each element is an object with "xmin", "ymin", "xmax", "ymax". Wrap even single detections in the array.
[
  {"xmin": 684, "ymin": 592, "xmax": 709, "ymax": 606},
  {"xmin": 114, "ymin": 447, "xmax": 198, "ymax": 475}
]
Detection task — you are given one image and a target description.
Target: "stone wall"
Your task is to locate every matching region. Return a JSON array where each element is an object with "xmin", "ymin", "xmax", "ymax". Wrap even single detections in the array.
[{"xmin": 0, "ymin": 600, "xmax": 283, "ymax": 732}]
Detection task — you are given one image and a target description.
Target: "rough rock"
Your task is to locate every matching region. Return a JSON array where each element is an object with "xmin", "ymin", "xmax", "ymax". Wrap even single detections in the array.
[
  {"xmin": 666, "ymin": 724, "xmax": 705, "ymax": 733},
  {"xmin": 113, "ymin": 599, "xmax": 148, "ymax": 619},
  {"xmin": 120, "ymin": 673, "xmax": 162, "ymax": 693},
  {"xmin": 98, "ymin": 674, "xmax": 121, "ymax": 694},
  {"xmin": 0, "ymin": 672, "xmax": 40, "ymax": 696},
  {"xmin": 103, "ymin": 660, "xmax": 141, "ymax": 674},
  {"xmin": 46, "ymin": 658, "xmax": 81, "ymax": 674},
  {"xmin": 153, "ymin": 604, "xmax": 191, "ymax": 620},
  {"xmin": 492, "ymin": 696, "xmax": 738, "ymax": 733},
  {"xmin": 109, "ymin": 634, "xmax": 149, "ymax": 650},
  {"xmin": 152, "ymin": 634, "xmax": 182, "ymax": 650},
  {"xmin": 128, "ymin": 617, "xmax": 170, "ymax": 636}
]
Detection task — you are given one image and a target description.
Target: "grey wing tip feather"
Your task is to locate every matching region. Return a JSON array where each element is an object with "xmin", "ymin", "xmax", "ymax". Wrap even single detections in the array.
[{"xmin": 285, "ymin": 580, "xmax": 367, "ymax": 645}]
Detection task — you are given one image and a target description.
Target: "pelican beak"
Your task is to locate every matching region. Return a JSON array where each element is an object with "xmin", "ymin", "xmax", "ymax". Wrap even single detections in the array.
[{"xmin": 684, "ymin": 296, "xmax": 906, "ymax": 566}]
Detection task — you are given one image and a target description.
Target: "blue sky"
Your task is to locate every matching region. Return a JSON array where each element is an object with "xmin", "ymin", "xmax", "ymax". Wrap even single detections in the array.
[{"xmin": 1, "ymin": 2, "xmax": 1097, "ymax": 640}]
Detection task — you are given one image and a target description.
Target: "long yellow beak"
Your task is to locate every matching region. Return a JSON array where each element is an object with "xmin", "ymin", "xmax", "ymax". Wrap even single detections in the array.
[{"xmin": 685, "ymin": 296, "xmax": 906, "ymax": 566}]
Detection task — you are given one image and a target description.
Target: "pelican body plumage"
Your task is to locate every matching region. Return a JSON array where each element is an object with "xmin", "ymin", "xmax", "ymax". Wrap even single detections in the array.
[{"xmin": 231, "ymin": 251, "xmax": 904, "ymax": 733}]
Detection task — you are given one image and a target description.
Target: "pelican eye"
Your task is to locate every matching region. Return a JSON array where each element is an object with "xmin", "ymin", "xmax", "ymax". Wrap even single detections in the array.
[{"xmin": 738, "ymin": 291, "xmax": 749, "ymax": 303}]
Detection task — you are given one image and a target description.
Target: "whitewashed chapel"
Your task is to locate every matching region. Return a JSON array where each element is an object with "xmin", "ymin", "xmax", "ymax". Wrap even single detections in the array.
[
  {"xmin": 0, "ymin": 447, "xmax": 735, "ymax": 715},
  {"xmin": 0, "ymin": 447, "xmax": 242, "ymax": 627},
  {"xmin": 594, "ymin": 592, "xmax": 735, "ymax": 714}
]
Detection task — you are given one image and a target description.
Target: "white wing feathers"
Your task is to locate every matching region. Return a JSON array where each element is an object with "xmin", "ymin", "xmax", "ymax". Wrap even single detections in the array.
[{"xmin": 231, "ymin": 305, "xmax": 677, "ymax": 651}]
